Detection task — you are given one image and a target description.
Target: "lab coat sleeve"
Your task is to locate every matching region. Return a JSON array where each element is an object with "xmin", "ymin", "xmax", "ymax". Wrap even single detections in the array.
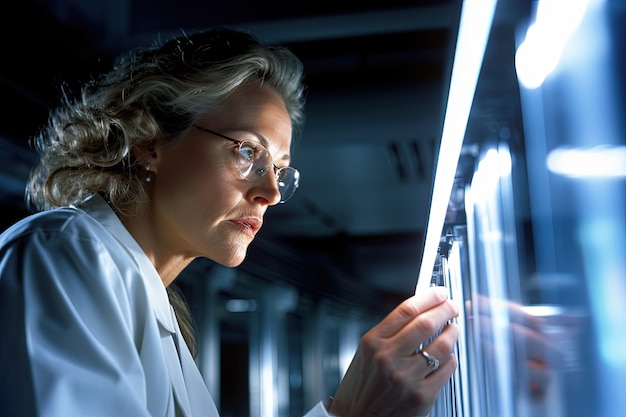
[{"xmin": 0, "ymin": 224, "xmax": 156, "ymax": 417}]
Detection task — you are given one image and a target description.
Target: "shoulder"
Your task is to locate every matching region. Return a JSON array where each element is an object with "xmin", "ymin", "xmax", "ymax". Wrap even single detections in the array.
[
  {"xmin": 0, "ymin": 204, "xmax": 133, "ymax": 275},
  {"xmin": 0, "ymin": 205, "xmax": 150, "ymax": 314},
  {"xmin": 0, "ymin": 206, "xmax": 109, "ymax": 248}
]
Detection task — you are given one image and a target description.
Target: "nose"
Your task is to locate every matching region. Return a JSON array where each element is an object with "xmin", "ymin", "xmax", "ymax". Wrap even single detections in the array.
[{"xmin": 250, "ymin": 171, "xmax": 281, "ymax": 206}]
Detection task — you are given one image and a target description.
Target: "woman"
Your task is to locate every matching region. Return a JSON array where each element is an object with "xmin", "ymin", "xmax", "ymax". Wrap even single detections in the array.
[{"xmin": 0, "ymin": 28, "xmax": 459, "ymax": 416}]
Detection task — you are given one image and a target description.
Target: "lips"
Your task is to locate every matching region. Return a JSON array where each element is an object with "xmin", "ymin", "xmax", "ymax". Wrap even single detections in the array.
[{"xmin": 230, "ymin": 216, "xmax": 262, "ymax": 237}]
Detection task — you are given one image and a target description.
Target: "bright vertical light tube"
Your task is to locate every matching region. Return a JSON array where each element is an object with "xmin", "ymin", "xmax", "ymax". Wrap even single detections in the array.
[{"xmin": 417, "ymin": 0, "xmax": 498, "ymax": 292}]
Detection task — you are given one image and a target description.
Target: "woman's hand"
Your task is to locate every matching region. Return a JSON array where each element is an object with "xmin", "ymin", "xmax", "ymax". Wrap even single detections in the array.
[{"xmin": 329, "ymin": 286, "xmax": 460, "ymax": 417}]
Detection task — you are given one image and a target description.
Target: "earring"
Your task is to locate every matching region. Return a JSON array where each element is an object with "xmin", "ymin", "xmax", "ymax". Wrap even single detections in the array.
[{"xmin": 145, "ymin": 162, "xmax": 152, "ymax": 183}]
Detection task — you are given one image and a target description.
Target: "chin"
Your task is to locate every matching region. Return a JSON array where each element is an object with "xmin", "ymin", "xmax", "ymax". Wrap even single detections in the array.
[
  {"xmin": 214, "ymin": 249, "xmax": 248, "ymax": 268},
  {"xmin": 222, "ymin": 259, "xmax": 245, "ymax": 268}
]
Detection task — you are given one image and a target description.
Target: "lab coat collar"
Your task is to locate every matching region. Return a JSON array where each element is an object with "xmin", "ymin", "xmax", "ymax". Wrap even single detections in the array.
[
  {"xmin": 78, "ymin": 194, "xmax": 176, "ymax": 334},
  {"xmin": 78, "ymin": 195, "xmax": 219, "ymax": 417}
]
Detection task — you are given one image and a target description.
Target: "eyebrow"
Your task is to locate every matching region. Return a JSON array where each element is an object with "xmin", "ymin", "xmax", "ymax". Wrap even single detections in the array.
[{"xmin": 197, "ymin": 123, "xmax": 292, "ymax": 165}]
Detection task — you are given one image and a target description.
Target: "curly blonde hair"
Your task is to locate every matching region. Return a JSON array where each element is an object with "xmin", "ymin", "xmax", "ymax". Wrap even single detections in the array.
[{"xmin": 26, "ymin": 27, "xmax": 306, "ymax": 219}]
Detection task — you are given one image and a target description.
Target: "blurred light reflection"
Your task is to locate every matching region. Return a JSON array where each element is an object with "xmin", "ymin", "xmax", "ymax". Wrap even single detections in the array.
[
  {"xmin": 515, "ymin": 0, "xmax": 588, "ymax": 89},
  {"xmin": 547, "ymin": 146, "xmax": 626, "ymax": 178}
]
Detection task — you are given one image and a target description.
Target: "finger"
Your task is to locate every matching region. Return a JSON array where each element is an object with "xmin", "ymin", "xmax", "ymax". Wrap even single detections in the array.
[
  {"xmin": 372, "ymin": 286, "xmax": 452, "ymax": 340},
  {"xmin": 392, "ymin": 297, "xmax": 459, "ymax": 356},
  {"xmin": 424, "ymin": 351, "xmax": 458, "ymax": 385},
  {"xmin": 415, "ymin": 322, "xmax": 459, "ymax": 377},
  {"xmin": 422, "ymin": 321, "xmax": 459, "ymax": 358}
]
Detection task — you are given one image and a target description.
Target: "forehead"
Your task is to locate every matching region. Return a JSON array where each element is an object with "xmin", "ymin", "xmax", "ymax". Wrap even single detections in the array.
[
  {"xmin": 208, "ymin": 83, "xmax": 292, "ymax": 138},
  {"xmin": 195, "ymin": 83, "xmax": 293, "ymax": 162}
]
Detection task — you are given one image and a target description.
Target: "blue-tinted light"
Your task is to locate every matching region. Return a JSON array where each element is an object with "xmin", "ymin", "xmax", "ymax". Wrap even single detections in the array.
[
  {"xmin": 547, "ymin": 145, "xmax": 626, "ymax": 178},
  {"xmin": 515, "ymin": 0, "xmax": 588, "ymax": 89}
]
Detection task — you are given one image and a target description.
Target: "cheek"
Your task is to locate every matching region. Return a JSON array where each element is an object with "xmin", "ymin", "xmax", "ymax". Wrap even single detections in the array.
[
  {"xmin": 159, "ymin": 151, "xmax": 205, "ymax": 194},
  {"xmin": 155, "ymin": 148, "xmax": 236, "ymax": 216}
]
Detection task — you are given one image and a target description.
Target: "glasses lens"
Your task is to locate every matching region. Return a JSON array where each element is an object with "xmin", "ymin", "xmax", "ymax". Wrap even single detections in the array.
[
  {"xmin": 236, "ymin": 141, "xmax": 299, "ymax": 203},
  {"xmin": 276, "ymin": 167, "xmax": 300, "ymax": 203},
  {"xmin": 237, "ymin": 141, "xmax": 272, "ymax": 179}
]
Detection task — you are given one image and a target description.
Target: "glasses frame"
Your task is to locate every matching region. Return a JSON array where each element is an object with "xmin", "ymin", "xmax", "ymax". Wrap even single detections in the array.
[{"xmin": 191, "ymin": 124, "xmax": 299, "ymax": 203}]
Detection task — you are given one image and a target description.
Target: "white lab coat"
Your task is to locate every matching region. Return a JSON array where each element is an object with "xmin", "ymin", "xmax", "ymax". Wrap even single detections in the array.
[{"xmin": 0, "ymin": 194, "xmax": 330, "ymax": 417}]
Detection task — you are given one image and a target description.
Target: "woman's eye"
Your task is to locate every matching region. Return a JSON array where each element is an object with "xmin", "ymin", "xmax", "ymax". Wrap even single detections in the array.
[
  {"xmin": 255, "ymin": 167, "xmax": 270, "ymax": 176},
  {"xmin": 238, "ymin": 144, "xmax": 256, "ymax": 162}
]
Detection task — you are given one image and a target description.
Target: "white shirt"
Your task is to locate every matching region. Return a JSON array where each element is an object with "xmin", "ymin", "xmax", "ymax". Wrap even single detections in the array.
[{"xmin": 0, "ymin": 195, "xmax": 330, "ymax": 417}]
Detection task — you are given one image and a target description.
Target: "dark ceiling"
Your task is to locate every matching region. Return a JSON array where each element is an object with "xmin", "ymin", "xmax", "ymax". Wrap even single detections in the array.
[{"xmin": 0, "ymin": 0, "xmax": 461, "ymax": 313}]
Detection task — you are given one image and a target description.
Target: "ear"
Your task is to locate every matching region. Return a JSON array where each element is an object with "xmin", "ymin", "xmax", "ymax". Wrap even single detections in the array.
[{"xmin": 132, "ymin": 143, "xmax": 161, "ymax": 173}]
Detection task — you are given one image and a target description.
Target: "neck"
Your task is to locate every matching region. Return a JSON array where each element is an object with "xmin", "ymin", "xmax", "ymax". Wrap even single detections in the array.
[{"xmin": 122, "ymin": 211, "xmax": 195, "ymax": 288}]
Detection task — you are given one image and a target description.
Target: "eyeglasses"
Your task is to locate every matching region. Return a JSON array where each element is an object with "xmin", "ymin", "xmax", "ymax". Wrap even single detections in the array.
[{"xmin": 192, "ymin": 124, "xmax": 300, "ymax": 203}]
